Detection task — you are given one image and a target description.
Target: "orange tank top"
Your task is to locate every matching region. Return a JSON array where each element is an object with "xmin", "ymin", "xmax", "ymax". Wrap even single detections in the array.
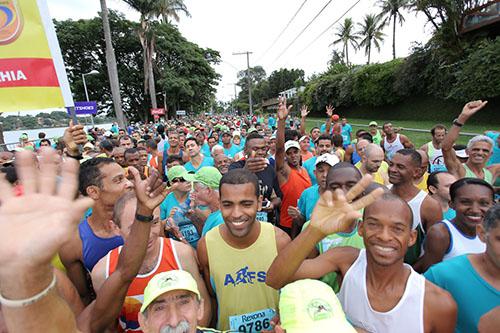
[
  {"xmin": 106, "ymin": 238, "xmax": 181, "ymax": 332},
  {"xmin": 280, "ymin": 167, "xmax": 312, "ymax": 228}
]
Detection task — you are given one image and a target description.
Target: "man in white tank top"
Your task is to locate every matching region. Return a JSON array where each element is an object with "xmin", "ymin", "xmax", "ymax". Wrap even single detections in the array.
[
  {"xmin": 413, "ymin": 179, "xmax": 494, "ymax": 273},
  {"xmin": 267, "ymin": 179, "xmax": 457, "ymax": 333},
  {"xmin": 381, "ymin": 122, "xmax": 413, "ymax": 161},
  {"xmin": 388, "ymin": 149, "xmax": 443, "ymax": 266},
  {"xmin": 419, "ymin": 124, "xmax": 447, "ymax": 172}
]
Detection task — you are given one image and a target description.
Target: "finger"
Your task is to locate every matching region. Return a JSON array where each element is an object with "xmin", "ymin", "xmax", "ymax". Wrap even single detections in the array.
[
  {"xmin": 145, "ymin": 170, "xmax": 159, "ymax": 192},
  {"xmin": 0, "ymin": 173, "xmax": 13, "ymax": 203},
  {"xmin": 331, "ymin": 189, "xmax": 347, "ymax": 205},
  {"xmin": 38, "ymin": 148, "xmax": 57, "ymax": 195},
  {"xmin": 351, "ymin": 187, "xmax": 385, "ymax": 211},
  {"xmin": 345, "ymin": 174, "xmax": 373, "ymax": 202},
  {"xmin": 69, "ymin": 119, "xmax": 74, "ymax": 127},
  {"xmin": 128, "ymin": 167, "xmax": 142, "ymax": 185},
  {"xmin": 57, "ymin": 156, "xmax": 81, "ymax": 199},
  {"xmin": 250, "ymin": 150, "xmax": 256, "ymax": 158},
  {"xmin": 344, "ymin": 210, "xmax": 363, "ymax": 225},
  {"xmin": 149, "ymin": 183, "xmax": 167, "ymax": 198},
  {"xmin": 15, "ymin": 150, "xmax": 38, "ymax": 194},
  {"xmin": 70, "ymin": 197, "xmax": 94, "ymax": 224}
]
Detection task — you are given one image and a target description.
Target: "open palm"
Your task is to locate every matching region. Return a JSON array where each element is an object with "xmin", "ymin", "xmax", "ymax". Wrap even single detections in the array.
[
  {"xmin": 0, "ymin": 150, "xmax": 93, "ymax": 271},
  {"xmin": 277, "ymin": 96, "xmax": 292, "ymax": 120},
  {"xmin": 310, "ymin": 175, "xmax": 383, "ymax": 236}
]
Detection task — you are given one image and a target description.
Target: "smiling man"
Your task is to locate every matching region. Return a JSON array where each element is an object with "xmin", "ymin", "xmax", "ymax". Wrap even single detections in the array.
[
  {"xmin": 442, "ymin": 100, "xmax": 494, "ymax": 184},
  {"xmin": 413, "ymin": 178, "xmax": 494, "ymax": 273},
  {"xmin": 267, "ymin": 181, "xmax": 457, "ymax": 333},
  {"xmin": 197, "ymin": 169, "xmax": 291, "ymax": 332}
]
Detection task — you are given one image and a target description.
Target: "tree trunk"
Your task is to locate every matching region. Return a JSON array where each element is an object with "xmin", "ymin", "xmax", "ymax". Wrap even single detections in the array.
[
  {"xmin": 99, "ymin": 0, "xmax": 126, "ymax": 129},
  {"xmin": 367, "ymin": 44, "xmax": 371, "ymax": 64},
  {"xmin": 147, "ymin": 40, "xmax": 157, "ymax": 110},
  {"xmin": 345, "ymin": 42, "xmax": 349, "ymax": 66},
  {"xmin": 392, "ymin": 13, "xmax": 396, "ymax": 59}
]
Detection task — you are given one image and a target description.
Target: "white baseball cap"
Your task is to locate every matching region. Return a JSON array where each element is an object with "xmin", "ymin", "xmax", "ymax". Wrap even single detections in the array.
[
  {"xmin": 285, "ymin": 140, "xmax": 300, "ymax": 152},
  {"xmin": 315, "ymin": 153, "xmax": 340, "ymax": 167}
]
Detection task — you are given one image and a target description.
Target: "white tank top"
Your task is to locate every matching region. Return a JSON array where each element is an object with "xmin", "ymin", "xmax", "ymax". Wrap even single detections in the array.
[
  {"xmin": 383, "ymin": 134, "xmax": 404, "ymax": 160},
  {"xmin": 338, "ymin": 249, "xmax": 425, "ymax": 333},
  {"xmin": 441, "ymin": 219, "xmax": 485, "ymax": 261},
  {"xmin": 407, "ymin": 190, "xmax": 427, "ymax": 230},
  {"xmin": 426, "ymin": 142, "xmax": 443, "ymax": 167}
]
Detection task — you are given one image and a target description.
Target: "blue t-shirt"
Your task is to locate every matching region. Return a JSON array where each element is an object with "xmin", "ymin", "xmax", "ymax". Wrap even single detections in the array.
[
  {"xmin": 298, "ymin": 185, "xmax": 320, "ymax": 221},
  {"xmin": 485, "ymin": 131, "xmax": 499, "ymax": 166},
  {"xmin": 268, "ymin": 117, "xmax": 276, "ymax": 128},
  {"xmin": 424, "ymin": 255, "xmax": 500, "ymax": 333},
  {"xmin": 320, "ymin": 123, "xmax": 333, "ymax": 135},
  {"xmin": 303, "ymin": 156, "xmax": 317, "ymax": 185},
  {"xmin": 160, "ymin": 193, "xmax": 200, "ymax": 247},
  {"xmin": 201, "ymin": 210, "xmax": 224, "ymax": 236},
  {"xmin": 223, "ymin": 144, "xmax": 242, "ymax": 159},
  {"xmin": 443, "ymin": 207, "xmax": 456, "ymax": 221},
  {"xmin": 341, "ymin": 124, "xmax": 352, "ymax": 145},
  {"xmin": 201, "ymin": 143, "xmax": 211, "ymax": 157},
  {"xmin": 184, "ymin": 155, "xmax": 214, "ymax": 173}
]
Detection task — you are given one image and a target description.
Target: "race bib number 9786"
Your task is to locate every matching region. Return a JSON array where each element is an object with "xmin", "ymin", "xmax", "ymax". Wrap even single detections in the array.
[{"xmin": 229, "ymin": 308, "xmax": 275, "ymax": 332}]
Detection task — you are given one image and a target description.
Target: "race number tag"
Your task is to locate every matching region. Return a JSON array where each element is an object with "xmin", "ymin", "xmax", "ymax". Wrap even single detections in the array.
[
  {"xmin": 256, "ymin": 211, "xmax": 268, "ymax": 222},
  {"xmin": 229, "ymin": 308, "xmax": 275, "ymax": 332}
]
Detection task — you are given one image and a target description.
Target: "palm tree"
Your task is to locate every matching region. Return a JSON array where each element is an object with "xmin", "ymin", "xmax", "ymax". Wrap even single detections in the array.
[
  {"xmin": 122, "ymin": 0, "xmax": 189, "ymax": 112},
  {"xmin": 377, "ymin": 0, "xmax": 409, "ymax": 59},
  {"xmin": 358, "ymin": 14, "xmax": 386, "ymax": 64},
  {"xmin": 100, "ymin": 0, "xmax": 126, "ymax": 128},
  {"xmin": 332, "ymin": 18, "xmax": 359, "ymax": 65}
]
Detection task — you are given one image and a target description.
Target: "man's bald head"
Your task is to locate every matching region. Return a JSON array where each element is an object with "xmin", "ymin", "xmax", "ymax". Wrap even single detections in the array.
[
  {"xmin": 363, "ymin": 144, "xmax": 385, "ymax": 173},
  {"xmin": 363, "ymin": 192, "xmax": 413, "ymax": 228},
  {"xmin": 365, "ymin": 143, "xmax": 384, "ymax": 159}
]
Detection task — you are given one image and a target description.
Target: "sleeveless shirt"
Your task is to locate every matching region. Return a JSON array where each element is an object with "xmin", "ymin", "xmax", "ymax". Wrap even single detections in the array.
[
  {"xmin": 441, "ymin": 219, "xmax": 485, "ymax": 261},
  {"xmin": 206, "ymin": 222, "xmax": 279, "ymax": 332},
  {"xmin": 78, "ymin": 218, "xmax": 124, "ymax": 272},
  {"xmin": 106, "ymin": 238, "xmax": 181, "ymax": 332},
  {"xmin": 383, "ymin": 134, "xmax": 404, "ymax": 160},
  {"xmin": 463, "ymin": 164, "xmax": 493, "ymax": 184},
  {"xmin": 279, "ymin": 167, "xmax": 312, "ymax": 228},
  {"xmin": 338, "ymin": 249, "xmax": 425, "ymax": 333},
  {"xmin": 404, "ymin": 190, "xmax": 428, "ymax": 265},
  {"xmin": 426, "ymin": 142, "xmax": 445, "ymax": 172}
]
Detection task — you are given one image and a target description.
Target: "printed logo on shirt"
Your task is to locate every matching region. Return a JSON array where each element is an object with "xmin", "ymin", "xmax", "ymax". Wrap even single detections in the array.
[{"xmin": 224, "ymin": 266, "xmax": 267, "ymax": 286}]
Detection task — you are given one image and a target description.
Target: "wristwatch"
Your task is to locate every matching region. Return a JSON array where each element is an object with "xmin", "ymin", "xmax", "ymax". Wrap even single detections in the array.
[
  {"xmin": 452, "ymin": 118, "xmax": 464, "ymax": 127},
  {"xmin": 135, "ymin": 213, "xmax": 154, "ymax": 222}
]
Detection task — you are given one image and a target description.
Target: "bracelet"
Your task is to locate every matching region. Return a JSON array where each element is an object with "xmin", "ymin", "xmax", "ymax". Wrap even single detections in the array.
[
  {"xmin": 452, "ymin": 118, "xmax": 464, "ymax": 127},
  {"xmin": 135, "ymin": 213, "xmax": 154, "ymax": 222},
  {"xmin": 0, "ymin": 272, "xmax": 56, "ymax": 308}
]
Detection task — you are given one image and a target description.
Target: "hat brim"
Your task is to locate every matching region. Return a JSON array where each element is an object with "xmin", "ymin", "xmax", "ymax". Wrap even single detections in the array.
[{"xmin": 284, "ymin": 319, "xmax": 356, "ymax": 333}]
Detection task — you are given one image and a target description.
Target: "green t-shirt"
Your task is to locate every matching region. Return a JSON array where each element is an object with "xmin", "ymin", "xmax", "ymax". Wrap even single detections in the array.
[{"xmin": 302, "ymin": 221, "xmax": 365, "ymax": 292}]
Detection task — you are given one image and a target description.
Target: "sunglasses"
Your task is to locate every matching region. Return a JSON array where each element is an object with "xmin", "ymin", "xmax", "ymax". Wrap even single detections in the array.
[{"xmin": 171, "ymin": 178, "xmax": 186, "ymax": 184}]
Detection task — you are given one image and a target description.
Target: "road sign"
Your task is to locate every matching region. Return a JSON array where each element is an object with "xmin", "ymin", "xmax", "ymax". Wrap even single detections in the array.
[
  {"xmin": 176, "ymin": 110, "xmax": 186, "ymax": 116},
  {"xmin": 150, "ymin": 108, "xmax": 165, "ymax": 115},
  {"xmin": 66, "ymin": 101, "xmax": 97, "ymax": 115}
]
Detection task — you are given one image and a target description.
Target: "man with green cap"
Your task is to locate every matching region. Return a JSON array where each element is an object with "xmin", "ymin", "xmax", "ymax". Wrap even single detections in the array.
[
  {"xmin": 184, "ymin": 167, "xmax": 224, "ymax": 236},
  {"xmin": 368, "ymin": 121, "xmax": 383, "ymax": 145},
  {"xmin": 138, "ymin": 270, "xmax": 221, "ymax": 333}
]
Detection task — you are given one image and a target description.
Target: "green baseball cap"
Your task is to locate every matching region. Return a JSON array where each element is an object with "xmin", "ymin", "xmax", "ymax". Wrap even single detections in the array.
[
  {"xmin": 184, "ymin": 166, "xmax": 222, "ymax": 189},
  {"xmin": 279, "ymin": 279, "xmax": 356, "ymax": 333},
  {"xmin": 167, "ymin": 165, "xmax": 188, "ymax": 182},
  {"xmin": 140, "ymin": 270, "xmax": 200, "ymax": 313}
]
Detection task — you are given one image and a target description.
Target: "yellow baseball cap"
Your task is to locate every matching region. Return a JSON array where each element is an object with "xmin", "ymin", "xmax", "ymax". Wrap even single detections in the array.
[
  {"xmin": 140, "ymin": 270, "xmax": 200, "ymax": 313},
  {"xmin": 279, "ymin": 279, "xmax": 356, "ymax": 333}
]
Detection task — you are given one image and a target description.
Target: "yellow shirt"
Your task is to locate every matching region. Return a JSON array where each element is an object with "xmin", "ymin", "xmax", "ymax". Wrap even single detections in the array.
[
  {"xmin": 206, "ymin": 222, "xmax": 279, "ymax": 331},
  {"xmin": 355, "ymin": 161, "xmax": 389, "ymax": 185},
  {"xmin": 415, "ymin": 172, "xmax": 429, "ymax": 192}
]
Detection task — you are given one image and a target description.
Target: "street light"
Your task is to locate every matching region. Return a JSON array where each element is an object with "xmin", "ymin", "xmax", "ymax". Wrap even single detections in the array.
[{"xmin": 82, "ymin": 70, "xmax": 99, "ymax": 126}]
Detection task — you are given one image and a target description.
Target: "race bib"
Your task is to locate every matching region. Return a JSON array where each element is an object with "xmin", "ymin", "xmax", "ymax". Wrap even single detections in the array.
[
  {"xmin": 256, "ymin": 211, "xmax": 268, "ymax": 222},
  {"xmin": 179, "ymin": 223, "xmax": 200, "ymax": 244},
  {"xmin": 229, "ymin": 308, "xmax": 275, "ymax": 332}
]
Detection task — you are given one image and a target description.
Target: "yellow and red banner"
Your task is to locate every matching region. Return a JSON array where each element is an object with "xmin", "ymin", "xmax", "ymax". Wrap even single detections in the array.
[{"xmin": 0, "ymin": 0, "xmax": 74, "ymax": 112}]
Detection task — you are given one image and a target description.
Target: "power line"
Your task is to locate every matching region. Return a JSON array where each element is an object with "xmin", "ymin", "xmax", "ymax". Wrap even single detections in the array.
[
  {"xmin": 256, "ymin": 0, "xmax": 309, "ymax": 63},
  {"xmin": 296, "ymin": 0, "xmax": 363, "ymax": 56},
  {"xmin": 272, "ymin": 0, "xmax": 334, "ymax": 64}
]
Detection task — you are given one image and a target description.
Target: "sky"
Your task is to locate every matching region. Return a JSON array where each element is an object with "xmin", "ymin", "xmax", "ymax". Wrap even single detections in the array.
[{"xmin": 46, "ymin": 0, "xmax": 434, "ymax": 103}]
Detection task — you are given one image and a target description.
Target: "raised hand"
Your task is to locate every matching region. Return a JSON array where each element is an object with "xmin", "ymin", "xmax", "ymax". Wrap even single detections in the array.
[
  {"xmin": 277, "ymin": 96, "xmax": 292, "ymax": 121},
  {"xmin": 325, "ymin": 104, "xmax": 335, "ymax": 118},
  {"xmin": 287, "ymin": 206, "xmax": 302, "ymax": 220},
  {"xmin": 460, "ymin": 100, "xmax": 488, "ymax": 120},
  {"xmin": 128, "ymin": 166, "xmax": 168, "ymax": 211},
  {"xmin": 310, "ymin": 174, "xmax": 383, "ymax": 236},
  {"xmin": 300, "ymin": 105, "xmax": 310, "ymax": 118},
  {"xmin": 0, "ymin": 149, "xmax": 93, "ymax": 273},
  {"xmin": 63, "ymin": 120, "xmax": 88, "ymax": 155}
]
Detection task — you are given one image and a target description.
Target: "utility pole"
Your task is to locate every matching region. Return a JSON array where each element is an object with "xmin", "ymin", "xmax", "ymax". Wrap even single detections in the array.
[{"xmin": 233, "ymin": 51, "xmax": 253, "ymax": 116}]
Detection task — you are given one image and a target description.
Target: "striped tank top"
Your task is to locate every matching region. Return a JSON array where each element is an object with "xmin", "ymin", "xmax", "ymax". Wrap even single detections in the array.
[{"xmin": 106, "ymin": 238, "xmax": 181, "ymax": 332}]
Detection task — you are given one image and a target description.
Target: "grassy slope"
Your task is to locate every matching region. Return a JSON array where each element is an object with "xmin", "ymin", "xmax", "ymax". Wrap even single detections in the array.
[{"xmin": 305, "ymin": 118, "xmax": 492, "ymax": 148}]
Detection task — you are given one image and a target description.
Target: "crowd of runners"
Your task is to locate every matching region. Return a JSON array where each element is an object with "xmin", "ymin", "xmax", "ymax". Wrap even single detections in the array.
[{"xmin": 0, "ymin": 97, "xmax": 498, "ymax": 333}]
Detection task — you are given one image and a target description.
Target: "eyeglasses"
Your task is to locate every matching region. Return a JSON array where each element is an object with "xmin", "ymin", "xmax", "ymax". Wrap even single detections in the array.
[{"xmin": 171, "ymin": 178, "xmax": 186, "ymax": 184}]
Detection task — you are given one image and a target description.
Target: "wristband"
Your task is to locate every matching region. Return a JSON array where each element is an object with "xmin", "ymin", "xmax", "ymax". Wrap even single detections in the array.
[
  {"xmin": 0, "ymin": 273, "xmax": 56, "ymax": 307},
  {"xmin": 135, "ymin": 213, "xmax": 154, "ymax": 222},
  {"xmin": 452, "ymin": 119, "xmax": 464, "ymax": 127}
]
